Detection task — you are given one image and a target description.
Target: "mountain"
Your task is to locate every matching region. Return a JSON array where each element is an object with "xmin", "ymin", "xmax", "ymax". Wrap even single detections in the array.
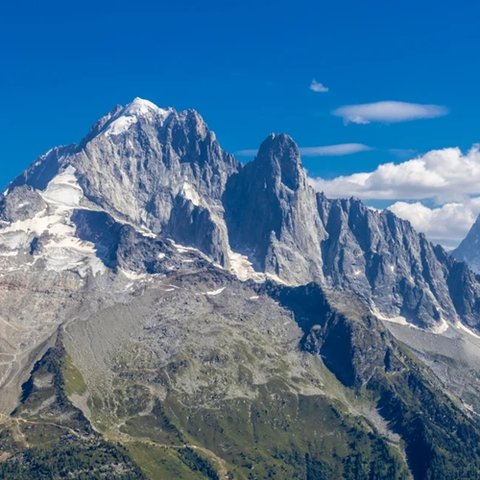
[
  {"xmin": 452, "ymin": 214, "xmax": 480, "ymax": 273},
  {"xmin": 1, "ymin": 98, "xmax": 480, "ymax": 479},
  {"xmin": 10, "ymin": 98, "xmax": 238, "ymax": 266}
]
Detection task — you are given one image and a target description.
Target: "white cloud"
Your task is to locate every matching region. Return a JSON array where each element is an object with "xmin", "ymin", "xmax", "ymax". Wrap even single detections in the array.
[
  {"xmin": 236, "ymin": 143, "xmax": 372, "ymax": 158},
  {"xmin": 332, "ymin": 101, "xmax": 448, "ymax": 124},
  {"xmin": 310, "ymin": 146, "xmax": 480, "ymax": 203},
  {"xmin": 309, "ymin": 145, "xmax": 480, "ymax": 247},
  {"xmin": 388, "ymin": 200, "xmax": 480, "ymax": 249},
  {"xmin": 300, "ymin": 144, "xmax": 372, "ymax": 156},
  {"xmin": 310, "ymin": 79, "xmax": 329, "ymax": 93}
]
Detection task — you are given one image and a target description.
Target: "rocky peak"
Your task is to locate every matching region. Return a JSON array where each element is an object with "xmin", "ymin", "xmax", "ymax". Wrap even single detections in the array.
[
  {"xmin": 223, "ymin": 133, "xmax": 325, "ymax": 283},
  {"xmin": 10, "ymin": 98, "xmax": 238, "ymax": 217},
  {"xmin": 79, "ymin": 104, "xmax": 124, "ymax": 146},
  {"xmin": 121, "ymin": 96, "xmax": 164, "ymax": 115},
  {"xmin": 254, "ymin": 133, "xmax": 304, "ymax": 191},
  {"xmin": 5, "ymin": 99, "xmax": 239, "ymax": 267},
  {"xmin": 79, "ymin": 98, "xmax": 172, "ymax": 147},
  {"xmin": 453, "ymin": 214, "xmax": 480, "ymax": 273}
]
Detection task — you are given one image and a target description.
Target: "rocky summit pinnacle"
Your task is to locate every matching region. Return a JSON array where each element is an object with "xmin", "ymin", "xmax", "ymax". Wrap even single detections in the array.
[
  {"xmin": 255, "ymin": 133, "xmax": 304, "ymax": 191},
  {"xmin": 223, "ymin": 132, "xmax": 326, "ymax": 283}
]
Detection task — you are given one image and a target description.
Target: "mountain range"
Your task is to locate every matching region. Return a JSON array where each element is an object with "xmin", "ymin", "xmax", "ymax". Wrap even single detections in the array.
[{"xmin": 1, "ymin": 98, "xmax": 480, "ymax": 479}]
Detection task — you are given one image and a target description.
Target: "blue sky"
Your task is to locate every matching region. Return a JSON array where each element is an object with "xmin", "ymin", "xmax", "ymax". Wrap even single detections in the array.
[{"xmin": 2, "ymin": 0, "xmax": 480, "ymax": 245}]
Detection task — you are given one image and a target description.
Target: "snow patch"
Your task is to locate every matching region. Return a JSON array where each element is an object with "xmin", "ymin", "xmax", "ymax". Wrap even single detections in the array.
[
  {"xmin": 119, "ymin": 269, "xmax": 147, "ymax": 281},
  {"xmin": 228, "ymin": 250, "xmax": 265, "ymax": 282},
  {"xmin": 171, "ymin": 241, "xmax": 205, "ymax": 257},
  {"xmin": 0, "ymin": 167, "xmax": 106, "ymax": 277},
  {"xmin": 455, "ymin": 321, "xmax": 480, "ymax": 340},
  {"xmin": 0, "ymin": 251, "xmax": 17, "ymax": 257},
  {"xmin": 173, "ymin": 243, "xmax": 196, "ymax": 254},
  {"xmin": 40, "ymin": 166, "xmax": 83, "ymax": 207},
  {"xmin": 105, "ymin": 115, "xmax": 138, "ymax": 137},
  {"xmin": 431, "ymin": 317, "xmax": 449, "ymax": 335},
  {"xmin": 181, "ymin": 181, "xmax": 202, "ymax": 207},
  {"xmin": 124, "ymin": 97, "xmax": 162, "ymax": 116},
  {"xmin": 372, "ymin": 307, "xmax": 411, "ymax": 327},
  {"xmin": 265, "ymin": 272, "xmax": 293, "ymax": 286},
  {"xmin": 204, "ymin": 287, "xmax": 226, "ymax": 296},
  {"xmin": 373, "ymin": 306, "xmax": 449, "ymax": 334},
  {"xmin": 227, "ymin": 249, "xmax": 296, "ymax": 285}
]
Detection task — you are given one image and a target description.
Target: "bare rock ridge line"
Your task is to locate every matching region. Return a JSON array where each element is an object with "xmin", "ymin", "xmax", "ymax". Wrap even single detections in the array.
[{"xmin": 4, "ymin": 97, "xmax": 480, "ymax": 332}]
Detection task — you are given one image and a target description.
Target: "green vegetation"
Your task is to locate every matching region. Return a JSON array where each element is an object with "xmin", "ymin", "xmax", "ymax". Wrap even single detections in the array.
[
  {"xmin": 6, "ymin": 282, "xmax": 480, "ymax": 479},
  {"xmin": 177, "ymin": 447, "xmax": 220, "ymax": 480},
  {"xmin": 62, "ymin": 353, "xmax": 88, "ymax": 396},
  {"xmin": 268, "ymin": 282, "xmax": 480, "ymax": 479},
  {"xmin": 121, "ymin": 399, "xmax": 184, "ymax": 444},
  {"xmin": 158, "ymin": 380, "xmax": 408, "ymax": 479},
  {"xmin": 369, "ymin": 367, "xmax": 480, "ymax": 480},
  {"xmin": 0, "ymin": 441, "xmax": 144, "ymax": 479},
  {"xmin": 0, "ymin": 345, "xmax": 145, "ymax": 479},
  {"xmin": 126, "ymin": 443, "xmax": 211, "ymax": 479},
  {"xmin": 83, "ymin": 363, "xmax": 408, "ymax": 478}
]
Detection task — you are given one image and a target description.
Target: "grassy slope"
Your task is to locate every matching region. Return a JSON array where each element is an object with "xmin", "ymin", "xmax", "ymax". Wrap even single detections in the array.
[
  {"xmin": 7, "ymin": 276, "xmax": 479, "ymax": 479},
  {"xmin": 0, "ymin": 345, "xmax": 144, "ymax": 479},
  {"xmin": 86, "ymin": 364, "xmax": 408, "ymax": 479}
]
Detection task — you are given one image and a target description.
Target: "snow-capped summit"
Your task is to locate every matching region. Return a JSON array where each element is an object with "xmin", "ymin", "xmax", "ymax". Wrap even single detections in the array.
[
  {"xmin": 6, "ymin": 99, "xmax": 239, "ymax": 268},
  {"xmin": 115, "ymin": 97, "xmax": 172, "ymax": 121},
  {"xmin": 101, "ymin": 97, "xmax": 173, "ymax": 137},
  {"xmin": 123, "ymin": 96, "xmax": 163, "ymax": 115}
]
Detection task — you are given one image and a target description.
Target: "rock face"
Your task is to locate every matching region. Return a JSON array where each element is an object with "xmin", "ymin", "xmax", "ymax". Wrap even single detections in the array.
[
  {"xmin": 453, "ymin": 214, "xmax": 480, "ymax": 273},
  {"xmin": 317, "ymin": 195, "xmax": 480, "ymax": 330},
  {"xmin": 223, "ymin": 134, "xmax": 326, "ymax": 284},
  {"xmin": 3, "ymin": 97, "xmax": 480, "ymax": 478},
  {"xmin": 11, "ymin": 98, "xmax": 238, "ymax": 266}
]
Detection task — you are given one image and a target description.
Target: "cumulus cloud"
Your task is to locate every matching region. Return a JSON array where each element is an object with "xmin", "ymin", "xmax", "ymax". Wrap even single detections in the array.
[
  {"xmin": 310, "ymin": 146, "xmax": 480, "ymax": 203},
  {"xmin": 310, "ymin": 79, "xmax": 329, "ymax": 93},
  {"xmin": 332, "ymin": 101, "xmax": 448, "ymax": 124},
  {"xmin": 309, "ymin": 145, "xmax": 480, "ymax": 247},
  {"xmin": 388, "ymin": 200, "xmax": 480, "ymax": 249}
]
